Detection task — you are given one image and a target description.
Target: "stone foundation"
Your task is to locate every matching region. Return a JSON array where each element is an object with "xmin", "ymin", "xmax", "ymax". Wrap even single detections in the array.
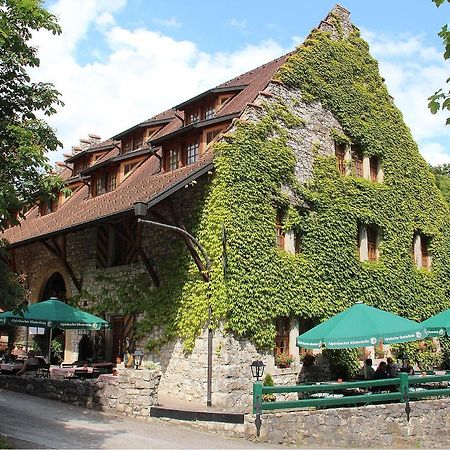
[
  {"xmin": 248, "ymin": 398, "xmax": 450, "ymax": 448},
  {"xmin": 0, "ymin": 367, "xmax": 160, "ymax": 417}
]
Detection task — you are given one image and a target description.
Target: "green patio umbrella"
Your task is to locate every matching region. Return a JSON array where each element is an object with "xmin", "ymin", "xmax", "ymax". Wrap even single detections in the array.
[
  {"xmin": 421, "ymin": 308, "xmax": 450, "ymax": 337},
  {"xmin": 296, "ymin": 302, "xmax": 425, "ymax": 349},
  {"xmin": 0, "ymin": 298, "xmax": 109, "ymax": 361}
]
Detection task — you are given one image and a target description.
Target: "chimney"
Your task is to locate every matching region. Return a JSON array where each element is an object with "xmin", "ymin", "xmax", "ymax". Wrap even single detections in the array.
[
  {"xmin": 79, "ymin": 138, "xmax": 91, "ymax": 150},
  {"xmin": 88, "ymin": 133, "xmax": 101, "ymax": 144}
]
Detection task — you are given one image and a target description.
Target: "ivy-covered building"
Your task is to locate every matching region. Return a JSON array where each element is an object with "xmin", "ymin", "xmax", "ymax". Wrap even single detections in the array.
[{"xmin": 2, "ymin": 5, "xmax": 450, "ymax": 408}]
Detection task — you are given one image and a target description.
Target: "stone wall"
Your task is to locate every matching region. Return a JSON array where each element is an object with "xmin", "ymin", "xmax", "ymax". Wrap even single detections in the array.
[
  {"xmin": 151, "ymin": 398, "xmax": 450, "ymax": 448},
  {"xmin": 0, "ymin": 367, "xmax": 160, "ymax": 417},
  {"xmin": 247, "ymin": 398, "xmax": 450, "ymax": 448}
]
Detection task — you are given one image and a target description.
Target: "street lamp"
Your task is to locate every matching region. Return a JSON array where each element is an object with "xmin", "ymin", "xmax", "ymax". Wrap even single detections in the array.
[
  {"xmin": 250, "ymin": 360, "xmax": 266, "ymax": 381},
  {"xmin": 133, "ymin": 349, "xmax": 144, "ymax": 369}
]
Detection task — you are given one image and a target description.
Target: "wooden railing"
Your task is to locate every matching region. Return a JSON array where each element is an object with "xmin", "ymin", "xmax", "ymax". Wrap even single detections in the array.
[{"xmin": 252, "ymin": 372, "xmax": 450, "ymax": 435}]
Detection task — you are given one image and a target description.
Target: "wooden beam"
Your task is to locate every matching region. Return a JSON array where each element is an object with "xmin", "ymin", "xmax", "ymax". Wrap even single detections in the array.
[{"xmin": 166, "ymin": 199, "xmax": 209, "ymax": 282}]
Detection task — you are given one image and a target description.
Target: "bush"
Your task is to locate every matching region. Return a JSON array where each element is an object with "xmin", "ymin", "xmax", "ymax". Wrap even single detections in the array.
[{"xmin": 262, "ymin": 373, "xmax": 276, "ymax": 402}]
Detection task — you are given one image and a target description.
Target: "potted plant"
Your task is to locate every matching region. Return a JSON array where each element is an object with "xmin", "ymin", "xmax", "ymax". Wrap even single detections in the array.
[
  {"xmin": 275, "ymin": 352, "xmax": 294, "ymax": 368},
  {"xmin": 262, "ymin": 374, "xmax": 276, "ymax": 402}
]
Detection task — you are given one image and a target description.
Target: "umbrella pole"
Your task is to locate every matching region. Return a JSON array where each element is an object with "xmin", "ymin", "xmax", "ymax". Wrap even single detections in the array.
[{"xmin": 48, "ymin": 328, "xmax": 53, "ymax": 364}]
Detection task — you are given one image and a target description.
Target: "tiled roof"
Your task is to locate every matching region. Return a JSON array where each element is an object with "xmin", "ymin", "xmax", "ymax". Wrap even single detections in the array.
[{"xmin": 3, "ymin": 51, "xmax": 291, "ymax": 247}]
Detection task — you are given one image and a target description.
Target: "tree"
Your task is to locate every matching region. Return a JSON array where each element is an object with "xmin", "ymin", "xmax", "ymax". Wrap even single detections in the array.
[
  {"xmin": 430, "ymin": 163, "xmax": 450, "ymax": 204},
  {"xmin": 0, "ymin": 0, "xmax": 64, "ymax": 308},
  {"xmin": 428, "ymin": 0, "xmax": 450, "ymax": 124},
  {"xmin": 0, "ymin": 0, "xmax": 64, "ymax": 231}
]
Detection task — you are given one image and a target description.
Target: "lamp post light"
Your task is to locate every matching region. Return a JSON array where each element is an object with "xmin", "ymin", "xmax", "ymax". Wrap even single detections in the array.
[
  {"xmin": 251, "ymin": 360, "xmax": 265, "ymax": 437},
  {"xmin": 250, "ymin": 360, "xmax": 266, "ymax": 381},
  {"xmin": 133, "ymin": 349, "xmax": 144, "ymax": 370}
]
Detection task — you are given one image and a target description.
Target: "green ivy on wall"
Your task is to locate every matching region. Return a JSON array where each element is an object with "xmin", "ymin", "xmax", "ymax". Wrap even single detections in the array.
[{"xmin": 83, "ymin": 18, "xmax": 450, "ymax": 365}]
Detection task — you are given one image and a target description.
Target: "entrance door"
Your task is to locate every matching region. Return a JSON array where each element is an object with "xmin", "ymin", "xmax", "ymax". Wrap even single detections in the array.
[{"xmin": 111, "ymin": 316, "xmax": 125, "ymax": 361}]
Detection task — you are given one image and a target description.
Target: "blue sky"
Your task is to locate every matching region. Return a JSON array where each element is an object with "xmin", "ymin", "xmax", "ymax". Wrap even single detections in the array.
[{"xmin": 36, "ymin": 0, "xmax": 450, "ymax": 166}]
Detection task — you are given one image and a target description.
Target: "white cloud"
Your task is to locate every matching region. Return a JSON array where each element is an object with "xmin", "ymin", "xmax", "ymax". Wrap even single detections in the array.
[
  {"xmin": 30, "ymin": 1, "xmax": 284, "ymax": 164},
  {"xmin": 228, "ymin": 18, "xmax": 248, "ymax": 30},
  {"xmin": 31, "ymin": 2, "xmax": 450, "ymax": 168},
  {"xmin": 420, "ymin": 142, "xmax": 450, "ymax": 166},
  {"xmin": 362, "ymin": 29, "xmax": 450, "ymax": 164},
  {"xmin": 152, "ymin": 17, "xmax": 181, "ymax": 28}
]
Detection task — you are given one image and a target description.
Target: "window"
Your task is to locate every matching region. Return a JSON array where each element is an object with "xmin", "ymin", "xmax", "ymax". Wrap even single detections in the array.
[
  {"xmin": 358, "ymin": 224, "xmax": 379, "ymax": 262},
  {"xmin": 204, "ymin": 105, "xmax": 215, "ymax": 120},
  {"xmin": 73, "ymin": 158, "xmax": 89, "ymax": 176},
  {"xmin": 186, "ymin": 142, "xmax": 199, "ymax": 165},
  {"xmin": 352, "ymin": 147, "xmax": 363, "ymax": 178},
  {"xmin": 206, "ymin": 130, "xmax": 220, "ymax": 144},
  {"xmin": 168, "ymin": 149, "xmax": 180, "ymax": 171},
  {"xmin": 122, "ymin": 139, "xmax": 132, "ymax": 153},
  {"xmin": 335, "ymin": 143, "xmax": 346, "ymax": 175},
  {"xmin": 107, "ymin": 172, "xmax": 116, "ymax": 192},
  {"xmin": 275, "ymin": 210, "xmax": 285, "ymax": 250},
  {"xmin": 413, "ymin": 233, "xmax": 431, "ymax": 270},
  {"xmin": 274, "ymin": 317, "xmax": 290, "ymax": 359},
  {"xmin": 133, "ymin": 134, "xmax": 144, "ymax": 150},
  {"xmin": 96, "ymin": 222, "xmax": 138, "ymax": 268},
  {"xmin": 369, "ymin": 156, "xmax": 379, "ymax": 182},
  {"xmin": 188, "ymin": 111, "xmax": 200, "ymax": 124},
  {"xmin": 367, "ymin": 225, "xmax": 378, "ymax": 262},
  {"xmin": 39, "ymin": 197, "xmax": 58, "ymax": 216},
  {"xmin": 124, "ymin": 162, "xmax": 137, "ymax": 176},
  {"xmin": 93, "ymin": 176, "xmax": 106, "ymax": 197}
]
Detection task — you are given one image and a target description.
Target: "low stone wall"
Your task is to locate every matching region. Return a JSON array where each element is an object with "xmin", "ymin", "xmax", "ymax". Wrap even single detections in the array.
[
  {"xmin": 0, "ymin": 367, "xmax": 161, "ymax": 418},
  {"xmin": 246, "ymin": 398, "xmax": 450, "ymax": 448}
]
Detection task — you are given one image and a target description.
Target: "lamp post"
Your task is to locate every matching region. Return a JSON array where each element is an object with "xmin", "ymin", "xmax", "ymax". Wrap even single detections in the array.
[
  {"xmin": 133, "ymin": 201, "xmax": 213, "ymax": 406},
  {"xmin": 251, "ymin": 360, "xmax": 265, "ymax": 437}
]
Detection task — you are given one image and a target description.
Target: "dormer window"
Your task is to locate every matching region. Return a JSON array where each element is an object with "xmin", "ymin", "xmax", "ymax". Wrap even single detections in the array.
[
  {"xmin": 186, "ymin": 142, "xmax": 199, "ymax": 165},
  {"xmin": 123, "ymin": 139, "xmax": 132, "ymax": 153},
  {"xmin": 133, "ymin": 134, "xmax": 144, "ymax": 150},
  {"xmin": 39, "ymin": 197, "xmax": 58, "ymax": 216},
  {"xmin": 204, "ymin": 105, "xmax": 215, "ymax": 120},
  {"xmin": 92, "ymin": 171, "xmax": 117, "ymax": 197},
  {"xmin": 168, "ymin": 148, "xmax": 180, "ymax": 171},
  {"xmin": 188, "ymin": 111, "xmax": 200, "ymax": 124},
  {"xmin": 207, "ymin": 129, "xmax": 220, "ymax": 144},
  {"xmin": 73, "ymin": 158, "xmax": 89, "ymax": 176}
]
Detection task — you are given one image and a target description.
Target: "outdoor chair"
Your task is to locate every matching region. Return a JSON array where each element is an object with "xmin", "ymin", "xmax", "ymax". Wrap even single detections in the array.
[{"xmin": 37, "ymin": 363, "xmax": 50, "ymax": 378}]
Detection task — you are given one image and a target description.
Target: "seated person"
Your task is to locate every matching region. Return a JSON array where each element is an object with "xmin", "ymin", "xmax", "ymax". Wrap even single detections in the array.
[
  {"xmin": 399, "ymin": 358, "xmax": 414, "ymax": 375},
  {"xmin": 374, "ymin": 361, "xmax": 390, "ymax": 379},
  {"xmin": 17, "ymin": 351, "xmax": 41, "ymax": 376},
  {"xmin": 2, "ymin": 344, "xmax": 15, "ymax": 363},
  {"xmin": 358, "ymin": 358, "xmax": 375, "ymax": 379},
  {"xmin": 386, "ymin": 357, "xmax": 399, "ymax": 377},
  {"xmin": 11, "ymin": 344, "xmax": 26, "ymax": 359}
]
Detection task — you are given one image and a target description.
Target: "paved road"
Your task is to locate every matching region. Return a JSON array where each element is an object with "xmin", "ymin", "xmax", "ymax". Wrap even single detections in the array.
[{"xmin": 0, "ymin": 389, "xmax": 275, "ymax": 449}]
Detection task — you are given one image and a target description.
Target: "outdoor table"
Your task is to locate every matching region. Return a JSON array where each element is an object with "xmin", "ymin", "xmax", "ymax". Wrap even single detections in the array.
[
  {"xmin": 0, "ymin": 363, "xmax": 23, "ymax": 374},
  {"xmin": 74, "ymin": 367, "xmax": 100, "ymax": 379}
]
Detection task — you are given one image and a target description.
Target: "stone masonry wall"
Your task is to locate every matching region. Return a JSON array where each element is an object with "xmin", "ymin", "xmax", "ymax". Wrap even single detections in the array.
[
  {"xmin": 10, "ymin": 75, "xmax": 347, "ymax": 409},
  {"xmin": 0, "ymin": 367, "xmax": 160, "ymax": 417},
  {"xmin": 247, "ymin": 398, "xmax": 450, "ymax": 448}
]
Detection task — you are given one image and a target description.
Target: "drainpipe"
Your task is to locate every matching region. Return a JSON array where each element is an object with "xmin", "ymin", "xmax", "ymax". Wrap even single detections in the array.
[{"xmin": 134, "ymin": 202, "xmax": 213, "ymax": 407}]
